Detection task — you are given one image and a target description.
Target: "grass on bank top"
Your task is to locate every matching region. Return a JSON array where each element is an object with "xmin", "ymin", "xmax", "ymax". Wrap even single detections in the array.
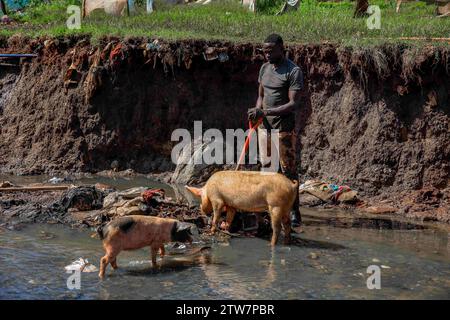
[{"xmin": 0, "ymin": 0, "xmax": 449, "ymax": 47}]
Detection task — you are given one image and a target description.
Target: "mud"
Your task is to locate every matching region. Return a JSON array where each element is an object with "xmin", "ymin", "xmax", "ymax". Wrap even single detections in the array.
[{"xmin": 0, "ymin": 36, "xmax": 449, "ymax": 222}]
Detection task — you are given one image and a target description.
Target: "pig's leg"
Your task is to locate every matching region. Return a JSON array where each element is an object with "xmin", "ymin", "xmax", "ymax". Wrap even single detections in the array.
[
  {"xmin": 110, "ymin": 258, "xmax": 118, "ymax": 270},
  {"xmin": 269, "ymin": 206, "xmax": 282, "ymax": 246},
  {"xmin": 210, "ymin": 201, "xmax": 224, "ymax": 234},
  {"xmin": 150, "ymin": 246, "xmax": 158, "ymax": 268},
  {"xmin": 99, "ymin": 255, "xmax": 109, "ymax": 278},
  {"xmin": 99, "ymin": 253, "xmax": 118, "ymax": 278},
  {"xmin": 159, "ymin": 245, "xmax": 165, "ymax": 258},
  {"xmin": 281, "ymin": 212, "xmax": 292, "ymax": 245},
  {"xmin": 99, "ymin": 245, "xmax": 119, "ymax": 278},
  {"xmin": 225, "ymin": 207, "xmax": 236, "ymax": 231}
]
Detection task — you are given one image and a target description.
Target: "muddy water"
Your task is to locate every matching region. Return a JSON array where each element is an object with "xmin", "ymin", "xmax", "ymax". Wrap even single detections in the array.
[{"xmin": 0, "ymin": 176, "xmax": 449, "ymax": 299}]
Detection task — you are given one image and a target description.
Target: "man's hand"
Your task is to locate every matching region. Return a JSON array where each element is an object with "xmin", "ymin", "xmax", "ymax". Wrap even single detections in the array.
[{"xmin": 247, "ymin": 107, "xmax": 265, "ymax": 121}]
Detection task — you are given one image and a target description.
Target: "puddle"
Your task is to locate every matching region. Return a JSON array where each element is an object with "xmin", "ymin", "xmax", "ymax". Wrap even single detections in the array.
[
  {"xmin": 0, "ymin": 212, "xmax": 449, "ymax": 299},
  {"xmin": 0, "ymin": 175, "xmax": 449, "ymax": 299}
]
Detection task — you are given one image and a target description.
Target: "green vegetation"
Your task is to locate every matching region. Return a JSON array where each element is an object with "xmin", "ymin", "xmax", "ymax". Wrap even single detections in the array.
[{"xmin": 1, "ymin": 0, "xmax": 449, "ymax": 46}]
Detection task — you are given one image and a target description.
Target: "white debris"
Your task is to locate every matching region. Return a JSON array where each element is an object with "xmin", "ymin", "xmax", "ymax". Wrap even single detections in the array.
[
  {"xmin": 65, "ymin": 258, "xmax": 98, "ymax": 272},
  {"xmin": 48, "ymin": 177, "xmax": 64, "ymax": 184}
]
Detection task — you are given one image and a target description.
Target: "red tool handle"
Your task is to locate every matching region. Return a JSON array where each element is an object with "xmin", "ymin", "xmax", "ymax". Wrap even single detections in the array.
[{"xmin": 235, "ymin": 118, "xmax": 263, "ymax": 171}]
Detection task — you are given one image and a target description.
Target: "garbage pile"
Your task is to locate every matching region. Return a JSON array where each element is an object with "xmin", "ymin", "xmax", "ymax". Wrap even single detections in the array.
[
  {"xmin": 1, "ymin": 180, "xmax": 275, "ymax": 237},
  {"xmin": 299, "ymin": 180, "xmax": 358, "ymax": 203},
  {"xmin": 102, "ymin": 187, "xmax": 166, "ymax": 217}
]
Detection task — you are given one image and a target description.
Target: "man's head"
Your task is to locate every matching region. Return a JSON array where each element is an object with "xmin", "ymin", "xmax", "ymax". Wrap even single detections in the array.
[{"xmin": 263, "ymin": 34, "xmax": 284, "ymax": 64}]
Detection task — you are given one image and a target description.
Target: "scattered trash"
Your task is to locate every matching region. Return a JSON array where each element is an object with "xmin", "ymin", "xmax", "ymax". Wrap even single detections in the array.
[
  {"xmin": 65, "ymin": 258, "xmax": 98, "ymax": 273},
  {"xmin": 48, "ymin": 177, "xmax": 64, "ymax": 184},
  {"xmin": 110, "ymin": 42, "xmax": 125, "ymax": 69},
  {"xmin": 218, "ymin": 52, "xmax": 229, "ymax": 63},
  {"xmin": 299, "ymin": 180, "xmax": 358, "ymax": 203},
  {"xmin": 372, "ymin": 258, "xmax": 380, "ymax": 263},
  {"xmin": 142, "ymin": 188, "xmax": 165, "ymax": 206},
  {"xmin": 203, "ymin": 47, "xmax": 218, "ymax": 61},
  {"xmin": 381, "ymin": 265, "xmax": 391, "ymax": 269},
  {"xmin": 146, "ymin": 39, "xmax": 161, "ymax": 51},
  {"xmin": 308, "ymin": 252, "xmax": 319, "ymax": 260},
  {"xmin": 39, "ymin": 231, "xmax": 56, "ymax": 240}
]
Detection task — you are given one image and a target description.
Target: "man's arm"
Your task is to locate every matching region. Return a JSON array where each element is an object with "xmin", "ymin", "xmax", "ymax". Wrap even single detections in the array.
[
  {"xmin": 263, "ymin": 90, "xmax": 300, "ymax": 117},
  {"xmin": 256, "ymin": 83, "xmax": 264, "ymax": 109}
]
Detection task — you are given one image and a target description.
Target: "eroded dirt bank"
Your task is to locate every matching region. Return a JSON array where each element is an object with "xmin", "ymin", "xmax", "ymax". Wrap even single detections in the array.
[{"xmin": 0, "ymin": 36, "xmax": 449, "ymax": 222}]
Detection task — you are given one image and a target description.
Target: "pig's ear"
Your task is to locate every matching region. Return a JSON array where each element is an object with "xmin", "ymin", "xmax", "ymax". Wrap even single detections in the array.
[{"xmin": 185, "ymin": 186, "xmax": 202, "ymax": 198}]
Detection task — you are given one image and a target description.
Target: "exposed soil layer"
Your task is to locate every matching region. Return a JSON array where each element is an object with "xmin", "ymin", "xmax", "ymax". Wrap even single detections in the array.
[{"xmin": 0, "ymin": 36, "xmax": 449, "ymax": 222}]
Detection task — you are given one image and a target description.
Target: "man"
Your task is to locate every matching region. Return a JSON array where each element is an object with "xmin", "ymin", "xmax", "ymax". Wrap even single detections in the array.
[{"xmin": 248, "ymin": 33, "xmax": 303, "ymax": 228}]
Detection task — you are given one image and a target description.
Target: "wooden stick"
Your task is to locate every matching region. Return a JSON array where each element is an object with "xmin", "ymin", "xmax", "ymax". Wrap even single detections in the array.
[{"xmin": 0, "ymin": 186, "xmax": 70, "ymax": 192}]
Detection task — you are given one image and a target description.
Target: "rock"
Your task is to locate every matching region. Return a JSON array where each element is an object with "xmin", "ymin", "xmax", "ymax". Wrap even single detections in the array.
[
  {"xmin": 111, "ymin": 160, "xmax": 119, "ymax": 170},
  {"xmin": 364, "ymin": 206, "xmax": 397, "ymax": 214},
  {"xmin": 170, "ymin": 136, "xmax": 224, "ymax": 185},
  {"xmin": 108, "ymin": 196, "xmax": 147, "ymax": 217},
  {"xmin": 118, "ymin": 187, "xmax": 147, "ymax": 199},
  {"xmin": 58, "ymin": 186, "xmax": 105, "ymax": 211},
  {"xmin": 0, "ymin": 181, "xmax": 14, "ymax": 188},
  {"xmin": 103, "ymin": 191, "xmax": 119, "ymax": 207}
]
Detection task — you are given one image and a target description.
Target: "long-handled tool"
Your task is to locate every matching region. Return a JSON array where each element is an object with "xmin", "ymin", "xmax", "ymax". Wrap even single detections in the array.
[
  {"xmin": 0, "ymin": 54, "xmax": 38, "ymax": 58},
  {"xmin": 235, "ymin": 118, "xmax": 263, "ymax": 170}
]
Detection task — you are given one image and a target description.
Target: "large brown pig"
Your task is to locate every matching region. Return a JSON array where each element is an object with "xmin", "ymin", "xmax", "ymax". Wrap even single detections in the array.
[
  {"xmin": 186, "ymin": 171, "xmax": 298, "ymax": 246},
  {"xmin": 97, "ymin": 215, "xmax": 193, "ymax": 278}
]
